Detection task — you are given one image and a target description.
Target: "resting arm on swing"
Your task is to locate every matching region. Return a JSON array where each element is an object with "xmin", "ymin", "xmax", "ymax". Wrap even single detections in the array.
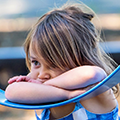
[
  {"xmin": 5, "ymin": 65, "xmax": 116, "ymax": 118},
  {"xmin": 43, "ymin": 66, "xmax": 106, "ymax": 89},
  {"xmin": 5, "ymin": 66, "xmax": 105, "ymax": 104}
]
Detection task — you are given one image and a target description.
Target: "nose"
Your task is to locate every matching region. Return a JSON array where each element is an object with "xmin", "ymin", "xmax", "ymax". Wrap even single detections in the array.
[{"xmin": 37, "ymin": 68, "xmax": 51, "ymax": 81}]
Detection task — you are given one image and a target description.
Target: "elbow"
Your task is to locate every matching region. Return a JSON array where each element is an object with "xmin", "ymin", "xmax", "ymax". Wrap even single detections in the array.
[
  {"xmin": 5, "ymin": 86, "xmax": 11, "ymax": 101},
  {"xmin": 90, "ymin": 66, "xmax": 107, "ymax": 83},
  {"xmin": 5, "ymin": 82, "xmax": 18, "ymax": 102},
  {"xmin": 83, "ymin": 66, "xmax": 107, "ymax": 86},
  {"xmin": 5, "ymin": 84, "xmax": 14, "ymax": 101}
]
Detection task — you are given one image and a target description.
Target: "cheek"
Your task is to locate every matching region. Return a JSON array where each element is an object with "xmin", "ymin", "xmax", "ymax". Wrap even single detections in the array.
[
  {"xmin": 52, "ymin": 70, "xmax": 64, "ymax": 78},
  {"xmin": 30, "ymin": 69, "xmax": 39, "ymax": 79}
]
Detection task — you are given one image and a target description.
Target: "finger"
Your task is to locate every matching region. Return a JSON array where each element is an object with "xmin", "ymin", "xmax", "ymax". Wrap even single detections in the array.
[
  {"xmin": 16, "ymin": 76, "xmax": 30, "ymax": 82},
  {"xmin": 68, "ymin": 86, "xmax": 93, "ymax": 99},
  {"xmin": 8, "ymin": 76, "xmax": 19, "ymax": 84},
  {"xmin": 70, "ymin": 89, "xmax": 88, "ymax": 99}
]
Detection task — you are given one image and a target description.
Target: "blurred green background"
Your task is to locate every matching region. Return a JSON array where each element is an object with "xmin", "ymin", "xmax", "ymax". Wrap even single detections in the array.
[{"xmin": 0, "ymin": 0, "xmax": 120, "ymax": 119}]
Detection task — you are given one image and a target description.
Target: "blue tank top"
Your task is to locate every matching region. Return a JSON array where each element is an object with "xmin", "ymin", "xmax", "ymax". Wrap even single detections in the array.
[{"xmin": 35, "ymin": 101, "xmax": 119, "ymax": 120}]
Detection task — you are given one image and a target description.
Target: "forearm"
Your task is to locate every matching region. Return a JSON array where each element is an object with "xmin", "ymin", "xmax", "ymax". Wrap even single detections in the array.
[
  {"xmin": 5, "ymin": 82, "xmax": 69, "ymax": 104},
  {"xmin": 5, "ymin": 81, "xmax": 89, "ymax": 104},
  {"xmin": 44, "ymin": 66, "xmax": 107, "ymax": 90}
]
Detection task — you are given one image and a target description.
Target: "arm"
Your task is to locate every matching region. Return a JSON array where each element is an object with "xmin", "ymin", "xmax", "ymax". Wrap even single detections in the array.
[
  {"xmin": 5, "ymin": 82, "xmax": 68, "ymax": 104},
  {"xmin": 44, "ymin": 66, "xmax": 107, "ymax": 90},
  {"xmin": 5, "ymin": 65, "xmax": 106, "ymax": 104},
  {"xmin": 5, "ymin": 82, "xmax": 88, "ymax": 104}
]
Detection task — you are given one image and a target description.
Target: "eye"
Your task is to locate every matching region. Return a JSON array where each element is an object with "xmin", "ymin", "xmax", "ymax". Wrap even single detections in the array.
[{"xmin": 31, "ymin": 60, "xmax": 40, "ymax": 67}]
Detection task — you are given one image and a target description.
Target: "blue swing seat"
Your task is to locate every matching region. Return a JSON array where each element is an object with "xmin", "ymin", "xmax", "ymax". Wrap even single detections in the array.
[{"xmin": 0, "ymin": 65, "xmax": 120, "ymax": 110}]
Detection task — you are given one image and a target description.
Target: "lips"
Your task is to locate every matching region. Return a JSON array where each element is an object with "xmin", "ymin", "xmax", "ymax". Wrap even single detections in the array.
[{"xmin": 37, "ymin": 79, "xmax": 46, "ymax": 83}]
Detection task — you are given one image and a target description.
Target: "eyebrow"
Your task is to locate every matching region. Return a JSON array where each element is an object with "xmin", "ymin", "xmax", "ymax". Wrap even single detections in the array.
[
  {"xmin": 29, "ymin": 55, "xmax": 43, "ymax": 62},
  {"xmin": 29, "ymin": 56, "xmax": 36, "ymax": 59}
]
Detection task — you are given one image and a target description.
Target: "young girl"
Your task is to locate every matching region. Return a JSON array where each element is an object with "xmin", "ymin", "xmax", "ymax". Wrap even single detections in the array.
[{"xmin": 5, "ymin": 2, "xmax": 119, "ymax": 120}]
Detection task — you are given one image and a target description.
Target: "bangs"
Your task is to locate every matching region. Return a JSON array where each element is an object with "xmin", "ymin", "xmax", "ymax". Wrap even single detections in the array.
[
  {"xmin": 32, "ymin": 15, "xmax": 79, "ymax": 70},
  {"xmin": 32, "ymin": 27, "xmax": 68, "ymax": 70}
]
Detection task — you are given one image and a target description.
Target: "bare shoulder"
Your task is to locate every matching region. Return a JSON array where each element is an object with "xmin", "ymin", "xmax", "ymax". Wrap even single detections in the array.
[{"xmin": 80, "ymin": 89, "xmax": 117, "ymax": 114}]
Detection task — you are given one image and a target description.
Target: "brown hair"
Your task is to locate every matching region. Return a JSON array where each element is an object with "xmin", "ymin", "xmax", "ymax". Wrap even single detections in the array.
[{"xmin": 24, "ymin": 3, "xmax": 119, "ymax": 93}]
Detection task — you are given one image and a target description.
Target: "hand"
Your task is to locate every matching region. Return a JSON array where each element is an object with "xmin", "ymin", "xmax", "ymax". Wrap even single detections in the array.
[
  {"xmin": 8, "ymin": 75, "xmax": 31, "ymax": 84},
  {"xmin": 8, "ymin": 75, "xmax": 42, "ymax": 84},
  {"xmin": 68, "ymin": 84, "xmax": 97, "ymax": 99}
]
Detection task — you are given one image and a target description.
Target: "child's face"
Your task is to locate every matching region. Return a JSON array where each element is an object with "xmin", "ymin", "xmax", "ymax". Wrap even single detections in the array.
[{"xmin": 29, "ymin": 44, "xmax": 66, "ymax": 83}]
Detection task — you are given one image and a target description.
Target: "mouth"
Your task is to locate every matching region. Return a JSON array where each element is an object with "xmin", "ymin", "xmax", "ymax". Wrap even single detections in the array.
[{"xmin": 37, "ymin": 79, "xmax": 46, "ymax": 83}]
